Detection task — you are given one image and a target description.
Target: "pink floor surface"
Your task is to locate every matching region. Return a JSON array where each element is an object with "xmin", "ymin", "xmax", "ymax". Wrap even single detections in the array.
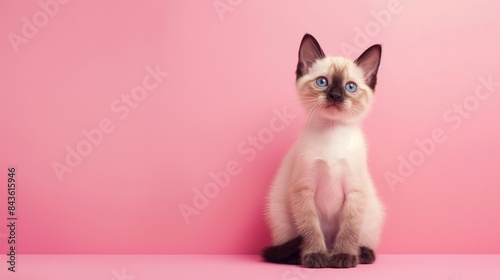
[{"xmin": 0, "ymin": 254, "xmax": 499, "ymax": 280}]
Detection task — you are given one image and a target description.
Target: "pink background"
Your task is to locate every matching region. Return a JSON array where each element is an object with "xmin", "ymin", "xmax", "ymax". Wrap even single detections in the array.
[{"xmin": 1, "ymin": 0, "xmax": 499, "ymax": 255}]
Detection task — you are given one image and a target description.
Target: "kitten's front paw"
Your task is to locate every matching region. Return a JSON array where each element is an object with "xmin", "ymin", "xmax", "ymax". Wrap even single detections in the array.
[
  {"xmin": 328, "ymin": 253, "xmax": 358, "ymax": 268},
  {"xmin": 358, "ymin": 246, "xmax": 376, "ymax": 264},
  {"xmin": 301, "ymin": 252, "xmax": 329, "ymax": 268}
]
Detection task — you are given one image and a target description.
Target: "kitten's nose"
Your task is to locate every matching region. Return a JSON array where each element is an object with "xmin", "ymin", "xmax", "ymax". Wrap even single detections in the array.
[{"xmin": 327, "ymin": 91, "xmax": 344, "ymax": 103}]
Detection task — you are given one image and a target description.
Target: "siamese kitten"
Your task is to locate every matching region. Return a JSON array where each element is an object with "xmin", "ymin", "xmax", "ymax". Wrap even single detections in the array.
[{"xmin": 262, "ymin": 34, "xmax": 384, "ymax": 268}]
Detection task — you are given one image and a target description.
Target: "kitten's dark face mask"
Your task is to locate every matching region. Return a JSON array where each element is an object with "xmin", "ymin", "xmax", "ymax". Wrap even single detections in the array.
[{"xmin": 317, "ymin": 74, "xmax": 352, "ymax": 105}]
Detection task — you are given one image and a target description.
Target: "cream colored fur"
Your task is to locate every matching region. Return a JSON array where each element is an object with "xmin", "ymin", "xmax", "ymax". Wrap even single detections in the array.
[{"xmin": 265, "ymin": 38, "xmax": 384, "ymax": 268}]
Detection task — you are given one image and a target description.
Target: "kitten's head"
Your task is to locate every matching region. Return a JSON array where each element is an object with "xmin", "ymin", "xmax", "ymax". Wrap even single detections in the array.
[{"xmin": 296, "ymin": 34, "xmax": 382, "ymax": 124}]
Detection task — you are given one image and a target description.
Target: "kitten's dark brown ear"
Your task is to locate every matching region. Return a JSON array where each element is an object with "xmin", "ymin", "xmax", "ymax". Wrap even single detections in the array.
[
  {"xmin": 354, "ymin": 44, "xmax": 382, "ymax": 90},
  {"xmin": 296, "ymin": 34, "xmax": 325, "ymax": 80}
]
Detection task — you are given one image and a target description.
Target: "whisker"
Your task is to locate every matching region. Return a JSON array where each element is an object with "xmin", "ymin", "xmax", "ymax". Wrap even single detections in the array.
[{"xmin": 305, "ymin": 102, "xmax": 322, "ymax": 130}]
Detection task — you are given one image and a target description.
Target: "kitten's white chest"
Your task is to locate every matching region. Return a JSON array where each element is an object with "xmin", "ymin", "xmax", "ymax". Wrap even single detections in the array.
[
  {"xmin": 299, "ymin": 125, "xmax": 366, "ymax": 230},
  {"xmin": 313, "ymin": 158, "xmax": 344, "ymax": 223}
]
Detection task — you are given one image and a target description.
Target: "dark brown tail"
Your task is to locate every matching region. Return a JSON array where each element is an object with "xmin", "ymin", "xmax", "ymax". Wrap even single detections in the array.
[{"xmin": 261, "ymin": 236, "xmax": 303, "ymax": 265}]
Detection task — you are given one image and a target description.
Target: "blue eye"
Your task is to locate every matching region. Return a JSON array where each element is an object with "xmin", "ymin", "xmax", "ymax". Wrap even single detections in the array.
[
  {"xmin": 345, "ymin": 82, "xmax": 357, "ymax": 92},
  {"xmin": 315, "ymin": 77, "xmax": 328, "ymax": 87}
]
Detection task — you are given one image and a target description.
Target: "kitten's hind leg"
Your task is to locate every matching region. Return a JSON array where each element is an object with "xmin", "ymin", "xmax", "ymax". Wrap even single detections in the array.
[
  {"xmin": 357, "ymin": 194, "xmax": 384, "ymax": 265},
  {"xmin": 265, "ymin": 194, "xmax": 303, "ymax": 264},
  {"xmin": 262, "ymin": 236, "xmax": 303, "ymax": 264}
]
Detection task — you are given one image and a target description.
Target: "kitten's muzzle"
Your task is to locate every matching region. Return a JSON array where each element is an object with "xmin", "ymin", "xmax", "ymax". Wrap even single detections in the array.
[{"xmin": 327, "ymin": 90, "xmax": 344, "ymax": 103}]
